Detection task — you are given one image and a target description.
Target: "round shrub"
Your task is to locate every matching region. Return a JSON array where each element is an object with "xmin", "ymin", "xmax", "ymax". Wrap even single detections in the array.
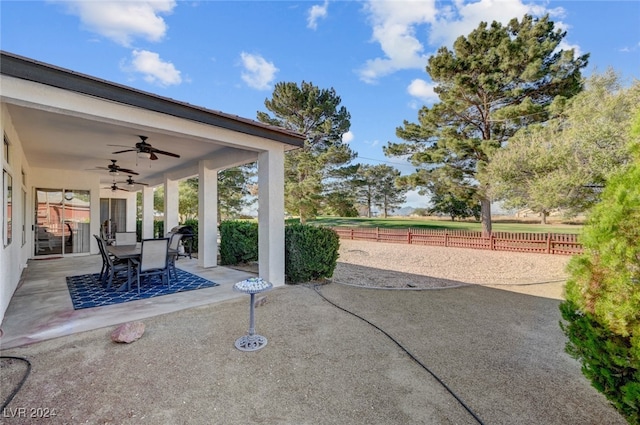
[{"xmin": 285, "ymin": 224, "xmax": 340, "ymax": 284}]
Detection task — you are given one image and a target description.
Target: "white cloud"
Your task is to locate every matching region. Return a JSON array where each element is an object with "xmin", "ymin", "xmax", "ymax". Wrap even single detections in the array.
[
  {"xmin": 240, "ymin": 52, "xmax": 279, "ymax": 90},
  {"xmin": 365, "ymin": 139, "xmax": 380, "ymax": 148},
  {"xmin": 404, "ymin": 189, "xmax": 430, "ymax": 207},
  {"xmin": 407, "ymin": 78, "xmax": 437, "ymax": 102},
  {"xmin": 61, "ymin": 0, "xmax": 176, "ymax": 47},
  {"xmin": 307, "ymin": 1, "xmax": 329, "ymax": 30},
  {"xmin": 129, "ymin": 50, "xmax": 182, "ymax": 86},
  {"xmin": 428, "ymin": 0, "xmax": 553, "ymax": 47},
  {"xmin": 357, "ymin": 0, "xmax": 438, "ymax": 83},
  {"xmin": 359, "ymin": 0, "xmax": 570, "ymax": 83},
  {"xmin": 342, "ymin": 130, "xmax": 354, "ymax": 143}
]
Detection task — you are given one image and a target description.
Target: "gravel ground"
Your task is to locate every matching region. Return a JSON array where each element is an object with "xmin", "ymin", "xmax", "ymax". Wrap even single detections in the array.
[
  {"xmin": 332, "ymin": 240, "xmax": 572, "ymax": 297},
  {"xmin": 1, "ymin": 241, "xmax": 624, "ymax": 425}
]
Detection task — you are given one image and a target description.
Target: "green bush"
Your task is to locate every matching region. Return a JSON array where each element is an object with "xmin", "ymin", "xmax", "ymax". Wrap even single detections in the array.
[
  {"xmin": 219, "ymin": 220, "xmax": 258, "ymax": 265},
  {"xmin": 154, "ymin": 220, "xmax": 164, "ymax": 239},
  {"xmin": 285, "ymin": 224, "xmax": 340, "ymax": 284},
  {"xmin": 218, "ymin": 221, "xmax": 340, "ymax": 284},
  {"xmin": 560, "ymin": 302, "xmax": 640, "ymax": 423},
  {"xmin": 560, "ymin": 111, "xmax": 640, "ymax": 424}
]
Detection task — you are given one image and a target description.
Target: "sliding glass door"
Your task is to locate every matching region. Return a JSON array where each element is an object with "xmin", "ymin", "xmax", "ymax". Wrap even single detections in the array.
[
  {"xmin": 99, "ymin": 198, "xmax": 126, "ymax": 240},
  {"xmin": 34, "ymin": 188, "xmax": 91, "ymax": 256}
]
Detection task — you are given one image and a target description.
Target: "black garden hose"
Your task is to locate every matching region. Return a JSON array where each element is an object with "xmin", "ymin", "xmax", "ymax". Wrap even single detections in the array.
[
  {"xmin": 311, "ymin": 283, "xmax": 486, "ymax": 425},
  {"xmin": 1, "ymin": 356, "xmax": 32, "ymax": 410}
]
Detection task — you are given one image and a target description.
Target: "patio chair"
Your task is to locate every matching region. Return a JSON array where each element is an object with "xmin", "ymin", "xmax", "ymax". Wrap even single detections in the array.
[
  {"xmin": 94, "ymin": 235, "xmax": 129, "ymax": 289},
  {"xmin": 131, "ymin": 238, "xmax": 170, "ymax": 294},
  {"xmin": 167, "ymin": 232, "xmax": 184, "ymax": 281},
  {"xmin": 115, "ymin": 231, "xmax": 137, "ymax": 246}
]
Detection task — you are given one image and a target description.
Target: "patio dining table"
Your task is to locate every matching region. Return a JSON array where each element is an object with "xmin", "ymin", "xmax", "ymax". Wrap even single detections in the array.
[{"xmin": 106, "ymin": 244, "xmax": 177, "ymax": 291}]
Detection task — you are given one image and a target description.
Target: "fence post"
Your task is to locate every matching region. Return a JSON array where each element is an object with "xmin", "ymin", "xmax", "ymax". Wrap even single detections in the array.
[
  {"xmin": 350, "ymin": 228, "xmax": 354, "ymax": 240},
  {"xmin": 490, "ymin": 233, "xmax": 495, "ymax": 251},
  {"xmin": 407, "ymin": 229, "xmax": 412, "ymax": 245},
  {"xmin": 445, "ymin": 231, "xmax": 449, "ymax": 247},
  {"xmin": 546, "ymin": 232, "xmax": 552, "ymax": 254},
  {"xmin": 376, "ymin": 227, "xmax": 379, "ymax": 241}
]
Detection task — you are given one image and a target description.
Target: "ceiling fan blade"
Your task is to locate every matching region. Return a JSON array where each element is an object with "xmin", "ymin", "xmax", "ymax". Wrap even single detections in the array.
[
  {"xmin": 112, "ymin": 149, "xmax": 137, "ymax": 154},
  {"xmin": 107, "ymin": 144, "xmax": 133, "ymax": 148},
  {"xmin": 149, "ymin": 152, "xmax": 159, "ymax": 160},
  {"xmin": 117, "ymin": 179, "xmax": 148, "ymax": 186},
  {"xmin": 149, "ymin": 148, "xmax": 181, "ymax": 158},
  {"xmin": 117, "ymin": 168, "xmax": 139, "ymax": 175},
  {"xmin": 103, "ymin": 186, "xmax": 128, "ymax": 192}
]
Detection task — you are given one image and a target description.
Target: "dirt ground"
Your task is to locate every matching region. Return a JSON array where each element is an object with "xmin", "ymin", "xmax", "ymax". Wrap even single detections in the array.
[{"xmin": 2, "ymin": 242, "xmax": 622, "ymax": 425}]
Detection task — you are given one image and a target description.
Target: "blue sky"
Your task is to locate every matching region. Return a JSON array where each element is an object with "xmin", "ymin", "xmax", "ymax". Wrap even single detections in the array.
[{"xmin": 2, "ymin": 0, "xmax": 639, "ymax": 208}]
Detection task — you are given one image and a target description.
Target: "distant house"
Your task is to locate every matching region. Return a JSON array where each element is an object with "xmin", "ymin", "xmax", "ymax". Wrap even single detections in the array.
[{"xmin": 0, "ymin": 51, "xmax": 304, "ymax": 323}]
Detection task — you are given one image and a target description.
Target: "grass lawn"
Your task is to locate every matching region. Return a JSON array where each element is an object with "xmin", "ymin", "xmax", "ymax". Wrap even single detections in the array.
[{"xmin": 292, "ymin": 216, "xmax": 583, "ymax": 234}]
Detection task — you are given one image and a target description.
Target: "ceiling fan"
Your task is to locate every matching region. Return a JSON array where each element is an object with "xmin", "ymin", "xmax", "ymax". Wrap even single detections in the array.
[
  {"xmin": 103, "ymin": 183, "xmax": 130, "ymax": 192},
  {"xmin": 117, "ymin": 176, "xmax": 148, "ymax": 187},
  {"xmin": 110, "ymin": 135, "xmax": 181, "ymax": 160},
  {"xmin": 92, "ymin": 159, "xmax": 139, "ymax": 176}
]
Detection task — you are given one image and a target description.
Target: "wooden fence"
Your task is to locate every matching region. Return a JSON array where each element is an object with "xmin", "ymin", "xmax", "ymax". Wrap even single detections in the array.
[{"xmin": 329, "ymin": 227, "xmax": 582, "ymax": 255}]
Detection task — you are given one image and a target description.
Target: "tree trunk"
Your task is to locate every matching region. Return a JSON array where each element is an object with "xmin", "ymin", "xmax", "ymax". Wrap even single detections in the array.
[
  {"xmin": 480, "ymin": 197, "xmax": 492, "ymax": 237},
  {"xmin": 541, "ymin": 211, "xmax": 548, "ymax": 225}
]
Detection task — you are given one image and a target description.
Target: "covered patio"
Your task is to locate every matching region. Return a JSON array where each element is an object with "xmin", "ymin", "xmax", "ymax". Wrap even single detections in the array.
[
  {"xmin": 0, "ymin": 50, "xmax": 304, "ymax": 326},
  {"xmin": 0, "ymin": 255, "xmax": 258, "ymax": 350}
]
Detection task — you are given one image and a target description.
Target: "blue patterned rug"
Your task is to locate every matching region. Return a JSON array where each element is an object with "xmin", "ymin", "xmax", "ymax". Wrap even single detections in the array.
[{"xmin": 66, "ymin": 269, "xmax": 219, "ymax": 310}]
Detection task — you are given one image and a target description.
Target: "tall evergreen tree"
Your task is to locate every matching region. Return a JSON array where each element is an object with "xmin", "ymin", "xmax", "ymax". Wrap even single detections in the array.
[
  {"xmin": 384, "ymin": 14, "xmax": 588, "ymax": 235},
  {"xmin": 218, "ymin": 164, "xmax": 257, "ymax": 220},
  {"xmin": 257, "ymin": 81, "xmax": 355, "ymax": 223},
  {"xmin": 354, "ymin": 164, "xmax": 408, "ymax": 218}
]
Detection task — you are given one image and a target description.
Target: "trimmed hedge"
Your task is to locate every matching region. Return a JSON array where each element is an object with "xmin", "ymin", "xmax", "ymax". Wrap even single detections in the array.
[
  {"xmin": 219, "ymin": 220, "xmax": 258, "ymax": 265},
  {"xmin": 285, "ymin": 224, "xmax": 339, "ymax": 284},
  {"xmin": 218, "ymin": 221, "xmax": 340, "ymax": 284}
]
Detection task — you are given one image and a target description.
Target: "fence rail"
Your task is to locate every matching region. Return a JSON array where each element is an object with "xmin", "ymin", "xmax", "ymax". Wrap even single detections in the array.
[{"xmin": 329, "ymin": 227, "xmax": 582, "ymax": 255}]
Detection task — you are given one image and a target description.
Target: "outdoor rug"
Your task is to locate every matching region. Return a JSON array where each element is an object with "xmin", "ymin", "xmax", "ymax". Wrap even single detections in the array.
[{"xmin": 66, "ymin": 269, "xmax": 219, "ymax": 310}]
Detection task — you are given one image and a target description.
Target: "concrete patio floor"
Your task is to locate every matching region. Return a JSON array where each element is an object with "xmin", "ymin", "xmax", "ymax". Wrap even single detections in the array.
[{"xmin": 0, "ymin": 255, "xmax": 257, "ymax": 349}]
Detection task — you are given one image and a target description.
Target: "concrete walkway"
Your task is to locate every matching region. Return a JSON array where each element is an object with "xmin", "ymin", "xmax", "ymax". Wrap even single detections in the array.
[{"xmin": 1, "ymin": 280, "xmax": 626, "ymax": 424}]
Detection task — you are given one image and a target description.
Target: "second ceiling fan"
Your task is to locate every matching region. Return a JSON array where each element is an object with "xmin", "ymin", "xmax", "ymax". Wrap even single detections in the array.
[
  {"xmin": 117, "ymin": 176, "xmax": 148, "ymax": 187},
  {"xmin": 110, "ymin": 135, "xmax": 180, "ymax": 160}
]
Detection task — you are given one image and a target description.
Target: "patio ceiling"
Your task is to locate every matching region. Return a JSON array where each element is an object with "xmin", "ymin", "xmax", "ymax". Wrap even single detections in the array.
[
  {"xmin": 7, "ymin": 102, "xmax": 234, "ymax": 187},
  {"xmin": 1, "ymin": 50, "xmax": 304, "ymax": 189}
]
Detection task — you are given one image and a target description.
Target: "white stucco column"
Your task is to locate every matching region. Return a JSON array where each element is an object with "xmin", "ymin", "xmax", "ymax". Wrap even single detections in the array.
[
  {"xmin": 141, "ymin": 186, "xmax": 154, "ymax": 239},
  {"xmin": 258, "ymin": 148, "xmax": 285, "ymax": 286},
  {"xmin": 164, "ymin": 178, "xmax": 179, "ymax": 235},
  {"xmin": 198, "ymin": 161, "xmax": 218, "ymax": 268},
  {"xmin": 125, "ymin": 192, "xmax": 137, "ymax": 232}
]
